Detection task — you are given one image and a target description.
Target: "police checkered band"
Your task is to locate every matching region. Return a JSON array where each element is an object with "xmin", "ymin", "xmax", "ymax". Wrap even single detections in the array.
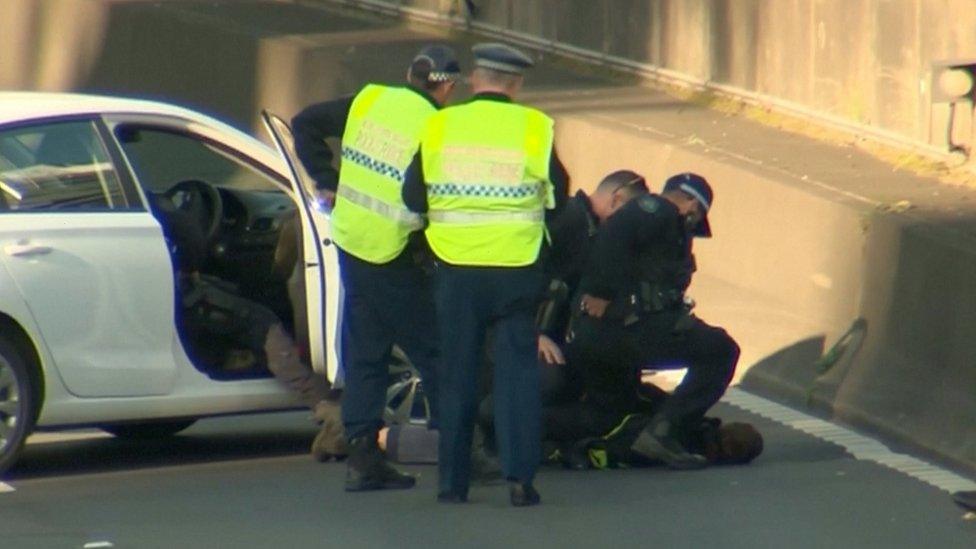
[
  {"xmin": 428, "ymin": 71, "xmax": 458, "ymax": 82},
  {"xmin": 679, "ymin": 183, "xmax": 710, "ymax": 211},
  {"xmin": 341, "ymin": 147, "xmax": 404, "ymax": 183},
  {"xmin": 428, "ymin": 182, "xmax": 541, "ymax": 199}
]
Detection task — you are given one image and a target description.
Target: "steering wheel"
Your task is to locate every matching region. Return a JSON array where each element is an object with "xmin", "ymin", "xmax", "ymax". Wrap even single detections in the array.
[{"xmin": 164, "ymin": 179, "xmax": 224, "ymax": 246}]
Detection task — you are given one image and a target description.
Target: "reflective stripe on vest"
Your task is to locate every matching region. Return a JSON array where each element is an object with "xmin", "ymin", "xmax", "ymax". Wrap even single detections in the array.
[
  {"xmin": 421, "ymin": 100, "xmax": 554, "ymax": 267},
  {"xmin": 426, "ymin": 209, "xmax": 544, "ymax": 224},
  {"xmin": 336, "ymin": 185, "xmax": 424, "ymax": 230},
  {"xmin": 331, "ymin": 84, "xmax": 436, "ymax": 263}
]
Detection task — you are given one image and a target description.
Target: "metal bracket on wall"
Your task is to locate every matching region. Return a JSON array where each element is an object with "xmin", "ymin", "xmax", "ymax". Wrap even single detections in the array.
[{"xmin": 930, "ymin": 59, "xmax": 976, "ymax": 157}]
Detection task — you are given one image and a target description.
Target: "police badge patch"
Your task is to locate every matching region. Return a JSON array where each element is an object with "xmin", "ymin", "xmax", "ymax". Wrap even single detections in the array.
[{"xmin": 637, "ymin": 195, "xmax": 660, "ymax": 213}]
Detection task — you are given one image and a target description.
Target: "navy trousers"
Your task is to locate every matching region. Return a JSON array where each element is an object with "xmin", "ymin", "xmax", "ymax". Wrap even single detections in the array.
[
  {"xmin": 435, "ymin": 263, "xmax": 543, "ymax": 496},
  {"xmin": 337, "ymin": 248, "xmax": 439, "ymax": 440},
  {"xmin": 571, "ymin": 312, "xmax": 739, "ymax": 434}
]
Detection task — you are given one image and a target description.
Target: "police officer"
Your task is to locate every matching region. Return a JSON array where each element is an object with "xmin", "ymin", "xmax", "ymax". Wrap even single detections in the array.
[
  {"xmin": 292, "ymin": 45, "xmax": 461, "ymax": 491},
  {"xmin": 571, "ymin": 173, "xmax": 740, "ymax": 469},
  {"xmin": 402, "ymin": 43, "xmax": 568, "ymax": 506},
  {"xmin": 540, "ymin": 169, "xmax": 649, "ymax": 351}
]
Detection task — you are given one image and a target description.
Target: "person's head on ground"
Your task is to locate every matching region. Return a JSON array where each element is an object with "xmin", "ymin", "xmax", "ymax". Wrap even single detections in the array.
[
  {"xmin": 468, "ymin": 42, "xmax": 534, "ymax": 98},
  {"xmin": 407, "ymin": 44, "xmax": 461, "ymax": 106},
  {"xmin": 661, "ymin": 172, "xmax": 713, "ymax": 237},
  {"xmin": 702, "ymin": 421, "xmax": 763, "ymax": 465},
  {"xmin": 590, "ymin": 169, "xmax": 648, "ymax": 222}
]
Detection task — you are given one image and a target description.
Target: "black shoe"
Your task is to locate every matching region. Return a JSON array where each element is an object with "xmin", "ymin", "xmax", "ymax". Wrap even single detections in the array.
[
  {"xmin": 436, "ymin": 491, "xmax": 468, "ymax": 504},
  {"xmin": 344, "ymin": 435, "xmax": 417, "ymax": 492},
  {"xmin": 509, "ymin": 482, "xmax": 541, "ymax": 507},
  {"xmin": 953, "ymin": 490, "xmax": 976, "ymax": 511},
  {"xmin": 629, "ymin": 418, "xmax": 707, "ymax": 471}
]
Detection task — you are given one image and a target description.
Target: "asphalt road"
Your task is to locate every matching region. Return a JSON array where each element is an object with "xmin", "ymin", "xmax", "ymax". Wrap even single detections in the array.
[
  {"xmin": 2, "ymin": 1, "xmax": 975, "ymax": 547},
  {"xmin": 2, "ymin": 397, "xmax": 974, "ymax": 548}
]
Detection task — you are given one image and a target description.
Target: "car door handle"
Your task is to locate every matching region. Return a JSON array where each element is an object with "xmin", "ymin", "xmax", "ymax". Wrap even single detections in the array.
[{"xmin": 4, "ymin": 243, "xmax": 53, "ymax": 257}]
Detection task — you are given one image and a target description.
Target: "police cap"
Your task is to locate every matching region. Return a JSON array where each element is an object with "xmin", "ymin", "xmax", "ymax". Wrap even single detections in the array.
[
  {"xmin": 412, "ymin": 44, "xmax": 461, "ymax": 82},
  {"xmin": 663, "ymin": 172, "xmax": 713, "ymax": 237},
  {"xmin": 472, "ymin": 42, "xmax": 534, "ymax": 75}
]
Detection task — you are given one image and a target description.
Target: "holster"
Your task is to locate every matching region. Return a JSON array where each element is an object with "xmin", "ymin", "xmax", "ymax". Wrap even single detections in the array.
[
  {"xmin": 536, "ymin": 278, "xmax": 569, "ymax": 334},
  {"xmin": 637, "ymin": 282, "xmax": 684, "ymax": 314}
]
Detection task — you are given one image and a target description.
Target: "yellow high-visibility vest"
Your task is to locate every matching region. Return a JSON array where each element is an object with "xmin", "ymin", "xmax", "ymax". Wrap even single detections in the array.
[
  {"xmin": 421, "ymin": 99, "xmax": 554, "ymax": 267},
  {"xmin": 332, "ymin": 84, "xmax": 436, "ymax": 263}
]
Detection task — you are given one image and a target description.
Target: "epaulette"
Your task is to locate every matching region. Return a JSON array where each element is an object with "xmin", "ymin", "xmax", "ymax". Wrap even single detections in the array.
[{"xmin": 637, "ymin": 195, "xmax": 660, "ymax": 214}]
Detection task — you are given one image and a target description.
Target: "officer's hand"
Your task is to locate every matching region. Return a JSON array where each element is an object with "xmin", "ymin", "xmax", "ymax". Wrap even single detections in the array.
[
  {"xmin": 580, "ymin": 294, "xmax": 610, "ymax": 319},
  {"xmin": 538, "ymin": 334, "xmax": 566, "ymax": 365},
  {"xmin": 316, "ymin": 189, "xmax": 336, "ymax": 209}
]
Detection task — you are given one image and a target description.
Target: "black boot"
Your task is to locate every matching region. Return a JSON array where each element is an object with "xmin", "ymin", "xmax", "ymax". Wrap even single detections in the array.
[
  {"xmin": 629, "ymin": 415, "xmax": 707, "ymax": 470},
  {"xmin": 953, "ymin": 490, "xmax": 976, "ymax": 511},
  {"xmin": 345, "ymin": 434, "xmax": 416, "ymax": 492},
  {"xmin": 509, "ymin": 482, "xmax": 541, "ymax": 507}
]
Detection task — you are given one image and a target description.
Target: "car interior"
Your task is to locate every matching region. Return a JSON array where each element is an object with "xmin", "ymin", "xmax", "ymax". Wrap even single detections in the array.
[{"xmin": 115, "ymin": 124, "xmax": 308, "ymax": 380}]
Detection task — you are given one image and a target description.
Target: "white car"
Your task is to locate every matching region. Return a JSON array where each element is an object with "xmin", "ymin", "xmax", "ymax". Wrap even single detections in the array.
[{"xmin": 0, "ymin": 92, "xmax": 346, "ymax": 474}]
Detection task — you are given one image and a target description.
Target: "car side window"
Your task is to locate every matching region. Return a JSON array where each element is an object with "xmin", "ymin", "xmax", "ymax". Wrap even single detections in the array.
[
  {"xmin": 115, "ymin": 126, "xmax": 286, "ymax": 194},
  {"xmin": 0, "ymin": 120, "xmax": 128, "ymax": 212}
]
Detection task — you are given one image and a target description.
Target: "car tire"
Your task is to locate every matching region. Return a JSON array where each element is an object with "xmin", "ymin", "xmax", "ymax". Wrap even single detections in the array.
[
  {"xmin": 101, "ymin": 420, "xmax": 197, "ymax": 439},
  {"xmin": 0, "ymin": 335, "xmax": 37, "ymax": 476},
  {"xmin": 384, "ymin": 346, "xmax": 430, "ymax": 425}
]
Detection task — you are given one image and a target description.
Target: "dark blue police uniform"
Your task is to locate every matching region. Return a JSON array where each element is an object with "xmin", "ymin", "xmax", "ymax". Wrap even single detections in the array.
[{"xmin": 570, "ymin": 173, "xmax": 740, "ymax": 469}]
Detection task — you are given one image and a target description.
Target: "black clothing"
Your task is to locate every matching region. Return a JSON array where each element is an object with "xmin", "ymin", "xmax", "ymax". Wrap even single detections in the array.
[
  {"xmin": 570, "ymin": 192, "xmax": 739, "ymax": 436},
  {"xmin": 543, "ymin": 397, "xmax": 654, "ymax": 447},
  {"xmin": 400, "ymin": 92, "xmax": 569, "ymax": 216},
  {"xmin": 291, "ymin": 85, "xmax": 440, "ymax": 192},
  {"xmin": 337, "ymin": 249, "xmax": 440, "ymax": 439},
  {"xmin": 545, "ymin": 190, "xmax": 598, "ymax": 287},
  {"xmin": 291, "ymin": 95, "xmax": 353, "ymax": 193},
  {"xmin": 149, "ymin": 191, "xmax": 209, "ymax": 273},
  {"xmin": 435, "ymin": 263, "xmax": 545, "ymax": 496},
  {"xmin": 537, "ymin": 190, "xmax": 597, "ymax": 340},
  {"xmin": 580, "ymin": 193, "xmax": 694, "ymax": 307},
  {"xmin": 570, "ymin": 314, "xmax": 738, "ymax": 429}
]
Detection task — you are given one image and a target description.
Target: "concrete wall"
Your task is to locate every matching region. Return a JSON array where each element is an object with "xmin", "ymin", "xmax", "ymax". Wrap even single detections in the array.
[{"xmin": 338, "ymin": 0, "xmax": 976, "ymax": 156}]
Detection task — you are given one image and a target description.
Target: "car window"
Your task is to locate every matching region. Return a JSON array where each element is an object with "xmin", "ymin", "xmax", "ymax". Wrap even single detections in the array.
[
  {"xmin": 0, "ymin": 120, "xmax": 128, "ymax": 212},
  {"xmin": 116, "ymin": 126, "xmax": 286, "ymax": 194}
]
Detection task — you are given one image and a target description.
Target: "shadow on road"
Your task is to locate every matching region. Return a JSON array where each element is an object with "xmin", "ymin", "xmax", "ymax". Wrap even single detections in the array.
[{"xmin": 7, "ymin": 414, "xmax": 319, "ymax": 481}]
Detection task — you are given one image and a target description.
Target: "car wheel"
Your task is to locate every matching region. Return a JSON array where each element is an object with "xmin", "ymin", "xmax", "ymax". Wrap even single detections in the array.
[
  {"xmin": 101, "ymin": 420, "xmax": 197, "ymax": 439},
  {"xmin": 0, "ymin": 336, "xmax": 37, "ymax": 475},
  {"xmin": 384, "ymin": 346, "xmax": 430, "ymax": 425}
]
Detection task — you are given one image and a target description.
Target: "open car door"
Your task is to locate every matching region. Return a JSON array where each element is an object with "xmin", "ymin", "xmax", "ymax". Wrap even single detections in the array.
[{"xmin": 261, "ymin": 111, "xmax": 342, "ymax": 384}]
